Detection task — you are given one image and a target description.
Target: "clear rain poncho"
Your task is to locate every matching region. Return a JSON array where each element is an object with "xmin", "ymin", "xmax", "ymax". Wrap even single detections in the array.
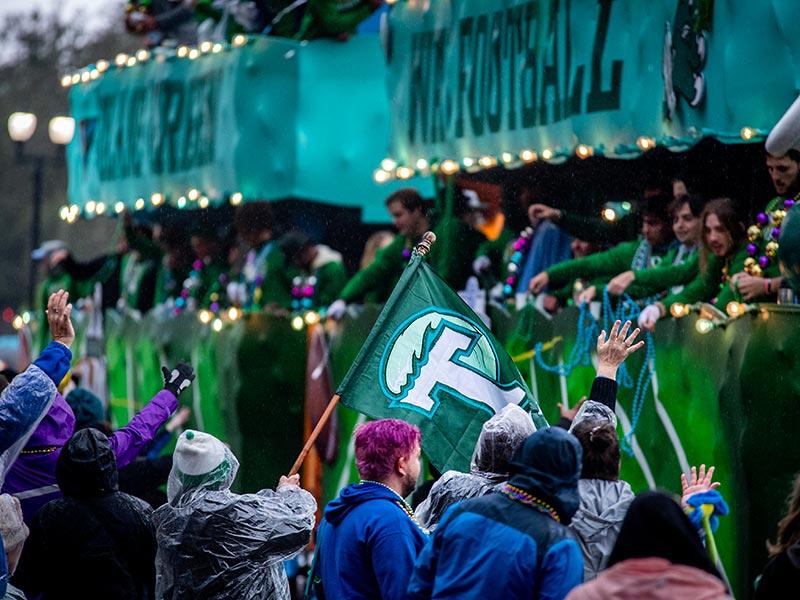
[
  {"xmin": 415, "ymin": 404, "xmax": 536, "ymax": 530},
  {"xmin": 153, "ymin": 445, "xmax": 316, "ymax": 599}
]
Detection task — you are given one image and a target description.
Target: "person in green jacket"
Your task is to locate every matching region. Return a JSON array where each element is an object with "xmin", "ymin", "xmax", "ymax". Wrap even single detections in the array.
[
  {"xmin": 279, "ymin": 230, "xmax": 348, "ymax": 310},
  {"xmin": 593, "ymin": 194, "xmax": 707, "ymax": 303},
  {"xmin": 638, "ymin": 197, "xmax": 780, "ymax": 329},
  {"xmin": 528, "ymin": 194, "xmax": 676, "ymax": 299},
  {"xmin": 232, "ymin": 202, "xmax": 293, "ymax": 311},
  {"xmin": 328, "ymin": 188, "xmax": 484, "ymax": 318}
]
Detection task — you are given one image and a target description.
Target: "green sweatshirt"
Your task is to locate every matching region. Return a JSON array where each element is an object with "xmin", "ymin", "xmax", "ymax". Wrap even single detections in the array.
[
  {"xmin": 547, "ymin": 239, "xmax": 674, "ymax": 289},
  {"xmin": 662, "ymin": 244, "xmax": 780, "ymax": 309},
  {"xmin": 599, "ymin": 246, "xmax": 699, "ymax": 300}
]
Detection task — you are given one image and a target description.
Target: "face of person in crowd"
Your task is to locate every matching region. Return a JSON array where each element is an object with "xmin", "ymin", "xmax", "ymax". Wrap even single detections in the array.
[
  {"xmin": 570, "ymin": 238, "xmax": 594, "ymax": 258},
  {"xmin": 398, "ymin": 442, "xmax": 422, "ymax": 498},
  {"xmin": 672, "ymin": 179, "xmax": 688, "ymax": 200},
  {"xmin": 641, "ymin": 214, "xmax": 671, "ymax": 247},
  {"xmin": 766, "ymin": 155, "xmax": 800, "ymax": 197},
  {"xmin": 388, "ymin": 200, "xmax": 425, "ymax": 239},
  {"xmin": 704, "ymin": 213, "xmax": 734, "ymax": 258},
  {"xmin": 672, "ymin": 202, "xmax": 701, "ymax": 245}
]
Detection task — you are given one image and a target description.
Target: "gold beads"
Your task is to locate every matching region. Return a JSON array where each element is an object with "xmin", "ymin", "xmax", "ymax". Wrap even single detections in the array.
[{"xmin": 766, "ymin": 241, "xmax": 779, "ymax": 258}]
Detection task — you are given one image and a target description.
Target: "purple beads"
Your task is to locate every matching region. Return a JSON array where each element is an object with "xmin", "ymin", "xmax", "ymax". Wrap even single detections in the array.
[
  {"xmin": 773, "ymin": 227, "xmax": 782, "ymax": 239},
  {"xmin": 747, "ymin": 243, "xmax": 758, "ymax": 255},
  {"xmin": 785, "ymin": 199, "xmax": 796, "ymax": 210},
  {"xmin": 759, "ymin": 255, "xmax": 770, "ymax": 269},
  {"xmin": 757, "ymin": 212, "xmax": 769, "ymax": 225}
]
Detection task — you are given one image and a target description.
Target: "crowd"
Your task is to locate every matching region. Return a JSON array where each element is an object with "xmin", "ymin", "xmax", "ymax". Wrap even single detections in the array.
[
  {"xmin": 37, "ymin": 149, "xmax": 800, "ymax": 349},
  {"xmin": 1, "ymin": 289, "xmax": 798, "ymax": 598},
  {"xmin": 123, "ymin": 0, "xmax": 385, "ymax": 46}
]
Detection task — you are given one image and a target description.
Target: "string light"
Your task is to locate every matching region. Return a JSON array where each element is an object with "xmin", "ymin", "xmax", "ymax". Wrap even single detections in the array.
[
  {"xmin": 740, "ymin": 127, "xmax": 756, "ymax": 141},
  {"xmin": 304, "ymin": 311, "xmax": 320, "ymax": 325},
  {"xmin": 61, "ymin": 75, "xmax": 72, "ymax": 87},
  {"xmin": 501, "ymin": 152, "xmax": 515, "ymax": 164},
  {"xmin": 291, "ymin": 315, "xmax": 304, "ymax": 330},
  {"xmin": 70, "ymin": 73, "xmax": 81, "ymax": 85},
  {"xmin": 199, "ymin": 41, "xmax": 213, "ymax": 53},
  {"xmin": 95, "ymin": 201, "xmax": 106, "ymax": 215},
  {"xmin": 462, "ymin": 157, "xmax": 475, "ymax": 168},
  {"xmin": 12, "ymin": 316, "xmax": 23, "ymax": 331},
  {"xmin": 188, "ymin": 49, "xmax": 200, "ymax": 60},
  {"xmin": 212, "ymin": 318, "xmax": 223, "ymax": 332},
  {"xmin": 478, "ymin": 155, "xmax": 497, "ymax": 168},
  {"xmin": 177, "ymin": 196, "xmax": 187, "ymax": 208},
  {"xmin": 151, "ymin": 193, "xmax": 164, "ymax": 206},
  {"xmin": 198, "ymin": 310, "xmax": 212, "ymax": 324},
  {"xmin": 380, "ymin": 158, "xmax": 397, "ymax": 171},
  {"xmin": 637, "ymin": 136, "xmax": 656, "ymax": 151},
  {"xmin": 212, "ymin": 43, "xmax": 224, "ymax": 54},
  {"xmin": 177, "ymin": 46, "xmax": 190, "ymax": 58},
  {"xmin": 520, "ymin": 149, "xmax": 537, "ymax": 163},
  {"xmin": 136, "ymin": 49, "xmax": 150, "ymax": 62},
  {"xmin": 89, "ymin": 69, "xmax": 99, "ymax": 80},
  {"xmin": 187, "ymin": 189, "xmax": 200, "ymax": 201},
  {"xmin": 59, "ymin": 206, "xmax": 70, "ymax": 221},
  {"xmin": 415, "ymin": 158, "xmax": 428, "ymax": 170},
  {"xmin": 541, "ymin": 148, "xmax": 554, "ymax": 161},
  {"xmin": 695, "ymin": 318, "xmax": 714, "ymax": 334},
  {"xmin": 396, "ymin": 166, "xmax": 414, "ymax": 179},
  {"xmin": 229, "ymin": 192, "xmax": 243, "ymax": 205},
  {"xmin": 227, "ymin": 307, "xmax": 241, "ymax": 321},
  {"xmin": 126, "ymin": 56, "xmax": 137, "ymax": 68},
  {"xmin": 134, "ymin": 197, "xmax": 146, "ymax": 211},
  {"xmin": 670, "ymin": 303, "xmax": 688, "ymax": 318},
  {"xmin": 576, "ymin": 144, "xmax": 593, "ymax": 159},
  {"xmin": 81, "ymin": 71, "xmax": 91, "ymax": 83},
  {"xmin": 85, "ymin": 200, "xmax": 97, "ymax": 214},
  {"xmin": 601, "ymin": 208, "xmax": 617, "ymax": 222},
  {"xmin": 114, "ymin": 201, "xmax": 125, "ymax": 214},
  {"xmin": 440, "ymin": 159, "xmax": 459, "ymax": 175},
  {"xmin": 198, "ymin": 196, "xmax": 210, "ymax": 208},
  {"xmin": 21, "ymin": 311, "xmax": 30, "ymax": 324},
  {"xmin": 726, "ymin": 301, "xmax": 745, "ymax": 318},
  {"xmin": 232, "ymin": 34, "xmax": 248, "ymax": 47},
  {"xmin": 96, "ymin": 60, "xmax": 109, "ymax": 73},
  {"xmin": 115, "ymin": 53, "xmax": 129, "ymax": 66},
  {"xmin": 373, "ymin": 169, "xmax": 390, "ymax": 183}
]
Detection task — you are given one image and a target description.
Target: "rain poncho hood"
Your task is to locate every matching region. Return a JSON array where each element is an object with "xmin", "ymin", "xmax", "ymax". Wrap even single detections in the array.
[
  {"xmin": 415, "ymin": 404, "xmax": 535, "ymax": 529},
  {"xmin": 569, "ymin": 399, "xmax": 617, "ymax": 433},
  {"xmin": 0, "ymin": 364, "xmax": 58, "ymax": 487},
  {"xmin": 65, "ymin": 388, "xmax": 105, "ymax": 430},
  {"xmin": 570, "ymin": 478, "xmax": 635, "ymax": 580},
  {"xmin": 507, "ymin": 426, "xmax": 582, "ymax": 524},
  {"xmin": 56, "ymin": 428, "xmax": 117, "ymax": 497},
  {"xmin": 154, "ymin": 430, "xmax": 316, "ymax": 600}
]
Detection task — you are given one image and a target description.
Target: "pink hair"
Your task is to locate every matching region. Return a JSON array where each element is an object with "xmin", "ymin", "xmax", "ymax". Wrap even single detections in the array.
[{"xmin": 354, "ymin": 419, "xmax": 421, "ymax": 482}]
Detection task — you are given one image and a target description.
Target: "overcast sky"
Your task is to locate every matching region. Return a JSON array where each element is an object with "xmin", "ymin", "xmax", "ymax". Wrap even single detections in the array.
[{"xmin": 0, "ymin": 0, "xmax": 121, "ymax": 33}]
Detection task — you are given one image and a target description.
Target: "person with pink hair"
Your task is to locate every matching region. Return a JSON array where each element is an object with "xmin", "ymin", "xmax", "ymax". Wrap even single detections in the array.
[{"xmin": 312, "ymin": 419, "xmax": 427, "ymax": 599}]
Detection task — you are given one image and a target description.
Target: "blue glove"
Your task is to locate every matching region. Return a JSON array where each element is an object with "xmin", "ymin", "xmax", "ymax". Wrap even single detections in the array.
[{"xmin": 686, "ymin": 489, "xmax": 729, "ymax": 532}]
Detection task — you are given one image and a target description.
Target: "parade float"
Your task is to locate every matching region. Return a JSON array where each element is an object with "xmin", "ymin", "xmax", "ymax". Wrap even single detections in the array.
[{"xmin": 47, "ymin": 0, "xmax": 800, "ymax": 595}]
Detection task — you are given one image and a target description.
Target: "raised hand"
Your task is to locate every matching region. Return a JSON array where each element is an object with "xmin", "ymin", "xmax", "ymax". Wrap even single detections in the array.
[
  {"xmin": 278, "ymin": 474, "xmax": 300, "ymax": 489},
  {"xmin": 161, "ymin": 362, "xmax": 195, "ymax": 397},
  {"xmin": 47, "ymin": 289, "xmax": 75, "ymax": 348},
  {"xmin": 681, "ymin": 464, "xmax": 720, "ymax": 507},
  {"xmin": 557, "ymin": 397, "xmax": 586, "ymax": 422},
  {"xmin": 596, "ymin": 320, "xmax": 644, "ymax": 380}
]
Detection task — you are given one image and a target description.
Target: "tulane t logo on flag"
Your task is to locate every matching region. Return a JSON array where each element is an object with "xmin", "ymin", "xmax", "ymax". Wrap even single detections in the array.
[{"xmin": 337, "ymin": 251, "xmax": 546, "ymax": 472}]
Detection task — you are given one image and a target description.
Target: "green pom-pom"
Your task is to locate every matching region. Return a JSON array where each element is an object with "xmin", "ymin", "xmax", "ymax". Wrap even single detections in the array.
[{"xmin": 185, "ymin": 430, "xmax": 195, "ymax": 440}]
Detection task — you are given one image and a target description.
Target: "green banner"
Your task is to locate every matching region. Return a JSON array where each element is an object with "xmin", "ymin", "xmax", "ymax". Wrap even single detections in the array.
[
  {"xmin": 66, "ymin": 36, "xmax": 431, "ymax": 222},
  {"xmin": 385, "ymin": 0, "xmax": 800, "ymax": 167}
]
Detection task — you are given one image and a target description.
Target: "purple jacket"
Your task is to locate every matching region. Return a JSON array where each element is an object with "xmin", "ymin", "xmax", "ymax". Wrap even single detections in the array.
[{"xmin": 3, "ymin": 387, "xmax": 177, "ymax": 523}]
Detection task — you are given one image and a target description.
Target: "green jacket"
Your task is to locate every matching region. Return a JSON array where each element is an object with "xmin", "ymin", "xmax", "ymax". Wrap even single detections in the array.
[
  {"xmin": 599, "ymin": 245, "xmax": 699, "ymax": 300},
  {"xmin": 257, "ymin": 245, "xmax": 296, "ymax": 310},
  {"xmin": 662, "ymin": 244, "xmax": 781, "ymax": 309},
  {"xmin": 340, "ymin": 218, "xmax": 484, "ymax": 304},
  {"xmin": 546, "ymin": 239, "xmax": 675, "ymax": 290},
  {"xmin": 312, "ymin": 248, "xmax": 349, "ymax": 307}
]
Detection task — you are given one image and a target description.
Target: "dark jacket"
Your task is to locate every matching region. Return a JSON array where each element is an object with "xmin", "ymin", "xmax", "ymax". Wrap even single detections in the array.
[
  {"xmin": 14, "ymin": 428, "xmax": 156, "ymax": 599},
  {"xmin": 407, "ymin": 427, "xmax": 584, "ymax": 599},
  {"xmin": 754, "ymin": 541, "xmax": 800, "ymax": 600},
  {"xmin": 317, "ymin": 482, "xmax": 428, "ymax": 600}
]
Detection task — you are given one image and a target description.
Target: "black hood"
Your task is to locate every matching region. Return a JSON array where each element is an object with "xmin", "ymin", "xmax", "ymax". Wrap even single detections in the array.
[
  {"xmin": 507, "ymin": 427, "xmax": 582, "ymax": 524},
  {"xmin": 56, "ymin": 428, "xmax": 118, "ymax": 497}
]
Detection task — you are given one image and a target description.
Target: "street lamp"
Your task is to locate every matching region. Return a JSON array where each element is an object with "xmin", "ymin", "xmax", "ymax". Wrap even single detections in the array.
[{"xmin": 6, "ymin": 112, "xmax": 75, "ymax": 305}]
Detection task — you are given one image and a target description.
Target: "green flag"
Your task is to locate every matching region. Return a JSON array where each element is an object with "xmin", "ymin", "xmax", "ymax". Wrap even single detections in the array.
[{"xmin": 337, "ymin": 253, "xmax": 547, "ymax": 472}]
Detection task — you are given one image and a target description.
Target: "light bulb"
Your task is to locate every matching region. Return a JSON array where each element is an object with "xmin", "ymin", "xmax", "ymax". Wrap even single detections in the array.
[
  {"xmin": 380, "ymin": 158, "xmax": 397, "ymax": 171},
  {"xmin": 212, "ymin": 318, "xmax": 223, "ymax": 332},
  {"xmin": 373, "ymin": 169, "xmax": 390, "ymax": 183},
  {"xmin": 520, "ymin": 149, "xmax": 537, "ymax": 163},
  {"xmin": 291, "ymin": 315, "xmax": 304, "ymax": 330},
  {"xmin": 636, "ymin": 136, "xmax": 655, "ymax": 151},
  {"xmin": 230, "ymin": 192, "xmax": 243, "ymax": 205}
]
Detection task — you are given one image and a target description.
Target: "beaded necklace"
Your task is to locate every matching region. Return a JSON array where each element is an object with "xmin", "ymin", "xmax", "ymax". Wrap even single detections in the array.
[
  {"xmin": 359, "ymin": 480, "xmax": 427, "ymax": 532},
  {"xmin": 501, "ymin": 483, "xmax": 561, "ymax": 523},
  {"xmin": 502, "ymin": 226, "xmax": 534, "ymax": 299},
  {"xmin": 291, "ymin": 275, "xmax": 317, "ymax": 311},
  {"xmin": 745, "ymin": 193, "xmax": 800, "ymax": 276}
]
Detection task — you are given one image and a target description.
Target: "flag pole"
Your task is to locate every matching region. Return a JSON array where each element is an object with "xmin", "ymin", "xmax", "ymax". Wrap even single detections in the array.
[
  {"xmin": 289, "ymin": 394, "xmax": 341, "ymax": 476},
  {"xmin": 288, "ymin": 231, "xmax": 437, "ymax": 476}
]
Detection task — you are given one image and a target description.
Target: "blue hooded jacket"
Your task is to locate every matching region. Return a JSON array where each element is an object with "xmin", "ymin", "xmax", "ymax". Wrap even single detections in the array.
[
  {"xmin": 407, "ymin": 427, "xmax": 584, "ymax": 600},
  {"xmin": 317, "ymin": 481, "xmax": 428, "ymax": 600}
]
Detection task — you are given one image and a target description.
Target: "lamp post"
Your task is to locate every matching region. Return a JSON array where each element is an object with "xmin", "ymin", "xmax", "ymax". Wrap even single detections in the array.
[{"xmin": 7, "ymin": 112, "xmax": 75, "ymax": 305}]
